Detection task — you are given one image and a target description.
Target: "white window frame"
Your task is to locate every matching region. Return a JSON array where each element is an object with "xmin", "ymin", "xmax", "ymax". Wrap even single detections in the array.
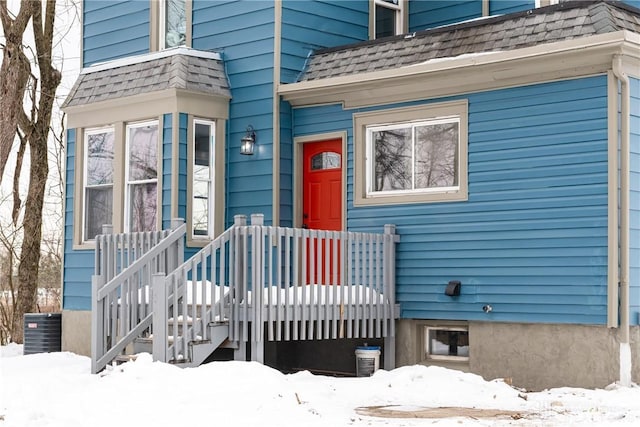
[
  {"xmin": 372, "ymin": 0, "xmax": 405, "ymax": 39},
  {"xmin": 157, "ymin": 0, "xmax": 190, "ymax": 51},
  {"xmin": 353, "ymin": 100, "xmax": 468, "ymax": 206},
  {"xmin": 366, "ymin": 117, "xmax": 461, "ymax": 197},
  {"xmin": 124, "ymin": 120, "xmax": 160, "ymax": 233},
  {"xmin": 535, "ymin": 0, "xmax": 560, "ymax": 7},
  {"xmin": 82, "ymin": 126, "xmax": 115, "ymax": 242},
  {"xmin": 191, "ymin": 118, "xmax": 216, "ymax": 240},
  {"xmin": 425, "ymin": 326, "xmax": 470, "ymax": 362}
]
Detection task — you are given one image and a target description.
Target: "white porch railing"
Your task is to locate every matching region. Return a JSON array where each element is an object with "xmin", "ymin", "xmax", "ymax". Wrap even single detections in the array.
[
  {"xmin": 152, "ymin": 214, "xmax": 399, "ymax": 367},
  {"xmin": 91, "ymin": 214, "xmax": 399, "ymax": 373},
  {"xmin": 91, "ymin": 219, "xmax": 185, "ymax": 374}
]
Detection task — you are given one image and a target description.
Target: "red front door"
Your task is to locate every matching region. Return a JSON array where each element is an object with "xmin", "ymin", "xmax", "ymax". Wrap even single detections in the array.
[{"xmin": 302, "ymin": 139, "xmax": 343, "ymax": 284}]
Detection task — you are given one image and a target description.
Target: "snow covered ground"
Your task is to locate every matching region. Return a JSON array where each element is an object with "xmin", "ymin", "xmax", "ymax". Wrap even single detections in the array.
[{"xmin": 1, "ymin": 343, "xmax": 639, "ymax": 426}]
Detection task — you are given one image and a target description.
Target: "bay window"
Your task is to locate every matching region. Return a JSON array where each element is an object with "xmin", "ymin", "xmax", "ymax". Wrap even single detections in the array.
[
  {"xmin": 125, "ymin": 121, "xmax": 159, "ymax": 232},
  {"xmin": 192, "ymin": 119, "xmax": 215, "ymax": 239},
  {"xmin": 83, "ymin": 128, "xmax": 114, "ymax": 241}
]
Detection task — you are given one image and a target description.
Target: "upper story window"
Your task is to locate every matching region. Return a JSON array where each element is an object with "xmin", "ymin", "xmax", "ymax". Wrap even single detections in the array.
[
  {"xmin": 160, "ymin": 0, "xmax": 187, "ymax": 49},
  {"xmin": 125, "ymin": 121, "xmax": 159, "ymax": 232},
  {"xmin": 353, "ymin": 100, "xmax": 468, "ymax": 206},
  {"xmin": 83, "ymin": 127, "xmax": 114, "ymax": 241},
  {"xmin": 374, "ymin": 0, "xmax": 405, "ymax": 38}
]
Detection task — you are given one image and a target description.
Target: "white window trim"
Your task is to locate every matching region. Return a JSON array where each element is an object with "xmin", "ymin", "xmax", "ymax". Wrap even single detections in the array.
[
  {"xmin": 370, "ymin": 0, "xmax": 406, "ymax": 39},
  {"xmin": 535, "ymin": 0, "xmax": 560, "ymax": 7},
  {"xmin": 124, "ymin": 120, "xmax": 160, "ymax": 233},
  {"xmin": 425, "ymin": 326, "xmax": 470, "ymax": 362},
  {"xmin": 191, "ymin": 118, "xmax": 216, "ymax": 240},
  {"xmin": 365, "ymin": 117, "xmax": 461, "ymax": 197},
  {"xmin": 353, "ymin": 100, "xmax": 468, "ymax": 206},
  {"xmin": 82, "ymin": 126, "xmax": 115, "ymax": 243},
  {"xmin": 153, "ymin": 0, "xmax": 192, "ymax": 51}
]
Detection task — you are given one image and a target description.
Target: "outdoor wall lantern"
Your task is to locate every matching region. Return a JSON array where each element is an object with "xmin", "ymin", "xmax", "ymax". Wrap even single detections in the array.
[{"xmin": 240, "ymin": 125, "xmax": 256, "ymax": 155}]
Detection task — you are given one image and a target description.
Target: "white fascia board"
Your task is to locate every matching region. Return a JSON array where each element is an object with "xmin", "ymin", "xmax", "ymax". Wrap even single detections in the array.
[
  {"xmin": 81, "ymin": 47, "xmax": 221, "ymax": 75},
  {"xmin": 279, "ymin": 31, "xmax": 640, "ymax": 107}
]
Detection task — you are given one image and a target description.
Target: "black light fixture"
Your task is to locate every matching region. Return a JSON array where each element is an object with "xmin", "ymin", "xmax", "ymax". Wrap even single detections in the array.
[{"xmin": 240, "ymin": 125, "xmax": 256, "ymax": 155}]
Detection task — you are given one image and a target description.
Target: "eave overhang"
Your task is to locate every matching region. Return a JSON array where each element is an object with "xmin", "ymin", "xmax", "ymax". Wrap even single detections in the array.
[
  {"xmin": 279, "ymin": 31, "xmax": 640, "ymax": 109},
  {"xmin": 65, "ymin": 88, "xmax": 231, "ymax": 129}
]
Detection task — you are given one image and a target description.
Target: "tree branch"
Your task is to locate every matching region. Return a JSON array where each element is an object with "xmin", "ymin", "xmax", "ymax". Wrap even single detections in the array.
[{"xmin": 11, "ymin": 131, "xmax": 26, "ymax": 226}]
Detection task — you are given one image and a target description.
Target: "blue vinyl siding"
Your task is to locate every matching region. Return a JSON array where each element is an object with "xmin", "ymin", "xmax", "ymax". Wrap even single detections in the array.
[
  {"xmin": 409, "ymin": 0, "xmax": 481, "ymax": 32},
  {"xmin": 62, "ymin": 129, "xmax": 96, "ymax": 311},
  {"xmin": 193, "ymin": 0, "xmax": 274, "ymax": 226},
  {"xmin": 489, "ymin": 0, "xmax": 534, "ymax": 15},
  {"xmin": 280, "ymin": 0, "xmax": 368, "ymax": 225},
  {"xmin": 280, "ymin": 100, "xmax": 294, "ymax": 227},
  {"xmin": 292, "ymin": 76, "xmax": 610, "ymax": 325},
  {"xmin": 623, "ymin": 0, "xmax": 640, "ymax": 9},
  {"xmin": 281, "ymin": 0, "xmax": 368, "ymax": 84},
  {"xmin": 83, "ymin": 0, "xmax": 149, "ymax": 67},
  {"xmin": 162, "ymin": 114, "xmax": 173, "ymax": 230},
  {"xmin": 630, "ymin": 77, "xmax": 640, "ymax": 325},
  {"xmin": 178, "ymin": 113, "xmax": 188, "ymax": 223}
]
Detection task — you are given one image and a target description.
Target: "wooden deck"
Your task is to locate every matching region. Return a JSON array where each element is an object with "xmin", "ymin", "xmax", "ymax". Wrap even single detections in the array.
[{"xmin": 92, "ymin": 214, "xmax": 399, "ymax": 373}]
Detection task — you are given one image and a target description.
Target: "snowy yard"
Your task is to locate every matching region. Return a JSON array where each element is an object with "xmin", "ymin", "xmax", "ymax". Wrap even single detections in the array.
[{"xmin": 1, "ymin": 344, "xmax": 639, "ymax": 426}]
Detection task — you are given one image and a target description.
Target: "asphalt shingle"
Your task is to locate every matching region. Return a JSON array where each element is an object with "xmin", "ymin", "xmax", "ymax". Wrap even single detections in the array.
[
  {"xmin": 63, "ymin": 51, "xmax": 230, "ymax": 108},
  {"xmin": 299, "ymin": 0, "xmax": 640, "ymax": 82}
]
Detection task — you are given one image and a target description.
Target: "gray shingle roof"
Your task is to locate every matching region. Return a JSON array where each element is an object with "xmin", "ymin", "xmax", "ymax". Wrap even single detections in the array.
[
  {"xmin": 299, "ymin": 0, "xmax": 640, "ymax": 82},
  {"xmin": 63, "ymin": 51, "xmax": 230, "ymax": 108}
]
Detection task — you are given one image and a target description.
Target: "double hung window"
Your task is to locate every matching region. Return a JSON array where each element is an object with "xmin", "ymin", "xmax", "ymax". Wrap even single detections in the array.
[
  {"xmin": 374, "ymin": 0, "xmax": 404, "ymax": 38},
  {"xmin": 125, "ymin": 121, "xmax": 159, "ymax": 232},
  {"xmin": 83, "ymin": 128, "xmax": 114, "ymax": 241}
]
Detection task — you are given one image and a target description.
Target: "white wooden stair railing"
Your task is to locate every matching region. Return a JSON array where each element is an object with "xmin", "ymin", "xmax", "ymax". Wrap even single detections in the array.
[
  {"xmin": 151, "ymin": 214, "xmax": 400, "ymax": 369},
  {"xmin": 91, "ymin": 219, "xmax": 185, "ymax": 374}
]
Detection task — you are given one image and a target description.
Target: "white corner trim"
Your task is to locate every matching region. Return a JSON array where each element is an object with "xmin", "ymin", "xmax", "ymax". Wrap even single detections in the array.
[{"xmin": 81, "ymin": 47, "xmax": 221, "ymax": 75}]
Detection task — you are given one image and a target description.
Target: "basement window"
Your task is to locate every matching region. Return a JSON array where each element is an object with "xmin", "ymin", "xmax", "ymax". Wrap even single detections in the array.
[{"xmin": 425, "ymin": 327, "xmax": 469, "ymax": 361}]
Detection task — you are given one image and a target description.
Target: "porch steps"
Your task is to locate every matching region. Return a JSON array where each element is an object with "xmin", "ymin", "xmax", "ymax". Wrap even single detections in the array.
[{"xmin": 128, "ymin": 321, "xmax": 231, "ymax": 367}]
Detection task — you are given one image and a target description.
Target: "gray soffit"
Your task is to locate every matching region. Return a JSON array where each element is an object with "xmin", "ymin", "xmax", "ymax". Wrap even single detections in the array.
[
  {"xmin": 299, "ymin": 0, "xmax": 640, "ymax": 82},
  {"xmin": 63, "ymin": 51, "xmax": 230, "ymax": 108}
]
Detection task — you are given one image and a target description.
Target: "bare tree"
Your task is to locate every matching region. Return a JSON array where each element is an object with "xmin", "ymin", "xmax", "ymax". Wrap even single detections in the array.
[
  {"xmin": 0, "ymin": 0, "xmax": 63, "ymax": 343},
  {"xmin": 0, "ymin": 0, "xmax": 34, "ymax": 186}
]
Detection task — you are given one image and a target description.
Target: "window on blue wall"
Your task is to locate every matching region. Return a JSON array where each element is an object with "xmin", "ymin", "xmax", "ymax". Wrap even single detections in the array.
[
  {"xmin": 161, "ymin": 0, "xmax": 186, "ymax": 49},
  {"xmin": 125, "ymin": 121, "xmax": 159, "ymax": 232},
  {"xmin": 192, "ymin": 119, "xmax": 215, "ymax": 239},
  {"xmin": 374, "ymin": 0, "xmax": 404, "ymax": 38},
  {"xmin": 353, "ymin": 100, "xmax": 468, "ymax": 206},
  {"xmin": 83, "ymin": 127, "xmax": 115, "ymax": 241},
  {"xmin": 367, "ymin": 118, "xmax": 460, "ymax": 194}
]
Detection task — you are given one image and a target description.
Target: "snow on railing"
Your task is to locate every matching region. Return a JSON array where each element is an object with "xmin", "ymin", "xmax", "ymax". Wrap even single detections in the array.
[{"xmin": 91, "ymin": 219, "xmax": 185, "ymax": 374}]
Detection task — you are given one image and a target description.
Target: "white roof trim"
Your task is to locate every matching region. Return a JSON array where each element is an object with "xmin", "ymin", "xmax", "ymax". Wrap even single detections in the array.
[
  {"xmin": 81, "ymin": 47, "xmax": 222, "ymax": 75},
  {"xmin": 279, "ymin": 30, "xmax": 640, "ymax": 106}
]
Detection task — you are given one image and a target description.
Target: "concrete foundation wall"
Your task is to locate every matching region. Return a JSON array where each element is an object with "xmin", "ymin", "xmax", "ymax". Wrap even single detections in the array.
[
  {"xmin": 397, "ymin": 319, "xmax": 640, "ymax": 391},
  {"xmin": 62, "ymin": 310, "xmax": 91, "ymax": 357}
]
